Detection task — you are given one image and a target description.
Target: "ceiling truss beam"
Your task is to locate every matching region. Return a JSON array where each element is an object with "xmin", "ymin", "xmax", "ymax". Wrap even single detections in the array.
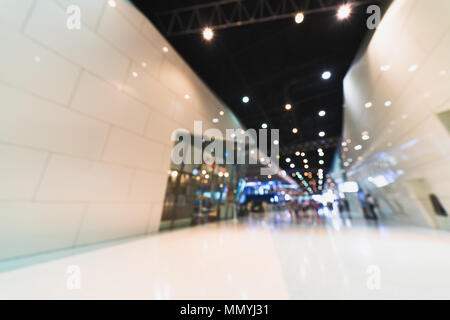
[{"xmin": 156, "ymin": 0, "xmax": 375, "ymax": 36}]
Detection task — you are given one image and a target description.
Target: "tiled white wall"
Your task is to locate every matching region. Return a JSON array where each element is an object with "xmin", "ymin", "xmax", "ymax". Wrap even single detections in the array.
[
  {"xmin": 342, "ymin": 0, "xmax": 450, "ymax": 230},
  {"xmin": 0, "ymin": 0, "xmax": 244, "ymax": 260}
]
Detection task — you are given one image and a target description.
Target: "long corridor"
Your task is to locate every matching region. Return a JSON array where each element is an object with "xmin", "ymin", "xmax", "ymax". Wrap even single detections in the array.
[{"xmin": 1, "ymin": 213, "xmax": 449, "ymax": 300}]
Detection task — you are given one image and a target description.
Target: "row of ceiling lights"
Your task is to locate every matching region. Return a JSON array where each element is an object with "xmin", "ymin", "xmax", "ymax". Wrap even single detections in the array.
[
  {"xmin": 201, "ymin": 4, "xmax": 353, "ymax": 41},
  {"xmin": 340, "ymin": 62, "xmax": 423, "ymax": 168}
]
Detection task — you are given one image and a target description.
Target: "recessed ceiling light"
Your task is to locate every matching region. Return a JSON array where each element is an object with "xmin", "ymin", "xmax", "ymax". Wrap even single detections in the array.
[
  {"xmin": 365, "ymin": 102, "xmax": 372, "ymax": 108},
  {"xmin": 295, "ymin": 151, "xmax": 300, "ymax": 156},
  {"xmin": 290, "ymin": 163, "xmax": 295, "ymax": 168},
  {"xmin": 219, "ymin": 111, "xmax": 224, "ymax": 116},
  {"xmin": 162, "ymin": 46, "xmax": 169, "ymax": 53},
  {"xmin": 362, "ymin": 135, "xmax": 370, "ymax": 140},
  {"xmin": 261, "ymin": 123, "xmax": 268, "ymax": 129},
  {"xmin": 384, "ymin": 100, "xmax": 392, "ymax": 107},
  {"xmin": 303, "ymin": 159, "xmax": 308, "ymax": 164},
  {"xmin": 108, "ymin": 0, "xmax": 117, "ymax": 8},
  {"xmin": 273, "ymin": 140, "xmax": 279, "ymax": 145},
  {"xmin": 295, "ymin": 12, "xmax": 304, "ymax": 24},
  {"xmin": 322, "ymin": 71, "xmax": 331, "ymax": 80},
  {"xmin": 408, "ymin": 64, "xmax": 418, "ymax": 72},
  {"xmin": 242, "ymin": 96, "xmax": 250, "ymax": 103},
  {"xmin": 354, "ymin": 145, "xmax": 362, "ymax": 150},
  {"xmin": 318, "ymin": 110, "xmax": 326, "ymax": 117},
  {"xmin": 292, "ymin": 128, "xmax": 298, "ymax": 134},
  {"xmin": 319, "ymin": 131, "xmax": 325, "ymax": 137},
  {"xmin": 380, "ymin": 65, "xmax": 391, "ymax": 71},
  {"xmin": 301, "ymin": 152, "xmax": 305, "ymax": 157},
  {"xmin": 202, "ymin": 27, "xmax": 214, "ymax": 41},
  {"xmin": 212, "ymin": 118, "xmax": 219, "ymax": 123},
  {"xmin": 286, "ymin": 158, "xmax": 291, "ymax": 163},
  {"xmin": 132, "ymin": 71, "xmax": 138, "ymax": 77},
  {"xmin": 319, "ymin": 160, "xmax": 325, "ymax": 165},
  {"xmin": 285, "ymin": 104, "xmax": 292, "ymax": 110},
  {"xmin": 337, "ymin": 4, "xmax": 352, "ymax": 20},
  {"xmin": 184, "ymin": 94, "xmax": 190, "ymax": 100}
]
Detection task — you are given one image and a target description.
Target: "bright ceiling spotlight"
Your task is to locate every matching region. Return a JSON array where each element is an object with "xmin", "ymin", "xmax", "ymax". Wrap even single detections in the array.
[
  {"xmin": 295, "ymin": 151, "xmax": 300, "ymax": 156},
  {"xmin": 303, "ymin": 159, "xmax": 308, "ymax": 164},
  {"xmin": 318, "ymin": 110, "xmax": 326, "ymax": 117},
  {"xmin": 365, "ymin": 102, "xmax": 372, "ymax": 108},
  {"xmin": 362, "ymin": 135, "xmax": 370, "ymax": 141},
  {"xmin": 408, "ymin": 64, "xmax": 418, "ymax": 72},
  {"xmin": 212, "ymin": 118, "xmax": 219, "ymax": 123},
  {"xmin": 261, "ymin": 123, "xmax": 268, "ymax": 129},
  {"xmin": 301, "ymin": 152, "xmax": 305, "ymax": 157},
  {"xmin": 290, "ymin": 163, "xmax": 295, "ymax": 168},
  {"xmin": 285, "ymin": 104, "xmax": 292, "ymax": 110},
  {"xmin": 319, "ymin": 160, "xmax": 325, "ymax": 165},
  {"xmin": 292, "ymin": 128, "xmax": 298, "ymax": 134},
  {"xmin": 242, "ymin": 96, "xmax": 250, "ymax": 103},
  {"xmin": 304, "ymin": 165, "xmax": 309, "ymax": 169},
  {"xmin": 108, "ymin": 0, "xmax": 117, "ymax": 8},
  {"xmin": 202, "ymin": 27, "xmax": 214, "ymax": 41},
  {"xmin": 380, "ymin": 65, "xmax": 390, "ymax": 71},
  {"xmin": 321, "ymin": 71, "xmax": 331, "ymax": 80},
  {"xmin": 337, "ymin": 4, "xmax": 352, "ymax": 20},
  {"xmin": 384, "ymin": 100, "xmax": 392, "ymax": 107},
  {"xmin": 319, "ymin": 131, "xmax": 325, "ymax": 137},
  {"xmin": 354, "ymin": 145, "xmax": 362, "ymax": 150},
  {"xmin": 285, "ymin": 158, "xmax": 291, "ymax": 163},
  {"xmin": 273, "ymin": 140, "xmax": 279, "ymax": 145},
  {"xmin": 162, "ymin": 46, "xmax": 169, "ymax": 53},
  {"xmin": 295, "ymin": 12, "xmax": 304, "ymax": 24}
]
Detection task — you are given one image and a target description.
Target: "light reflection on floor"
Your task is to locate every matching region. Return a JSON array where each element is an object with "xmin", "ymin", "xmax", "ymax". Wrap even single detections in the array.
[{"xmin": 0, "ymin": 209, "xmax": 450, "ymax": 299}]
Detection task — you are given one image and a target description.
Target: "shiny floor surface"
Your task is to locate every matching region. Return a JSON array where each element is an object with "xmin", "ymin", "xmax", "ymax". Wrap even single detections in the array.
[{"xmin": 1, "ymin": 212, "xmax": 450, "ymax": 299}]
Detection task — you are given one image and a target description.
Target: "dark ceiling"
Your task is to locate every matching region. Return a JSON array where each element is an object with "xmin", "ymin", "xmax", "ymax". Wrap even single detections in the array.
[{"xmin": 132, "ymin": 0, "xmax": 384, "ymax": 187}]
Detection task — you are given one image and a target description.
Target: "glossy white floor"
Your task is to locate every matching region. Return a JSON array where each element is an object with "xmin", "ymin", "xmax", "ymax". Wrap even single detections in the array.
[{"xmin": 1, "ymin": 212, "xmax": 450, "ymax": 300}]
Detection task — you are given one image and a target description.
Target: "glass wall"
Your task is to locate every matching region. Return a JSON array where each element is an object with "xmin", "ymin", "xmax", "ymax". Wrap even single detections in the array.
[{"xmin": 160, "ymin": 139, "xmax": 247, "ymax": 230}]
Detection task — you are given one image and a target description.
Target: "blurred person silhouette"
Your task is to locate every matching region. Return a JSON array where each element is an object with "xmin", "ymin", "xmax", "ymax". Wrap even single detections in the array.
[{"xmin": 365, "ymin": 193, "xmax": 378, "ymax": 220}]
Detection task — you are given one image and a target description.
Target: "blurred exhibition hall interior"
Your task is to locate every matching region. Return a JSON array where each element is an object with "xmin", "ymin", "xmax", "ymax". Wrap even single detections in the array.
[{"xmin": 0, "ymin": 0, "xmax": 450, "ymax": 299}]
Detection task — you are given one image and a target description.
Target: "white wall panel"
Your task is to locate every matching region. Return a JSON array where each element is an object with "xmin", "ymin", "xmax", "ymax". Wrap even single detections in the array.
[
  {"xmin": 0, "ymin": 0, "xmax": 34, "ymax": 31},
  {"xmin": 36, "ymin": 155, "xmax": 133, "ymax": 202},
  {"xmin": 0, "ymin": 28, "xmax": 80, "ymax": 105},
  {"xmin": 0, "ymin": 144, "xmax": 48, "ymax": 201},
  {"xmin": 0, "ymin": 203, "xmax": 85, "ymax": 260},
  {"xmin": 71, "ymin": 71, "xmax": 150, "ymax": 134},
  {"xmin": 0, "ymin": 0, "xmax": 244, "ymax": 260},
  {"xmin": 25, "ymin": 0, "xmax": 130, "ymax": 85},
  {"xmin": 76, "ymin": 203, "xmax": 151, "ymax": 246},
  {"xmin": 343, "ymin": 0, "xmax": 450, "ymax": 230},
  {"xmin": 0, "ymin": 84, "xmax": 109, "ymax": 158}
]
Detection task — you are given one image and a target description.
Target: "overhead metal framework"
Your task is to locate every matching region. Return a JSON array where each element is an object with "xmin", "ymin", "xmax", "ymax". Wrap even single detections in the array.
[
  {"xmin": 279, "ymin": 136, "xmax": 339, "ymax": 155},
  {"xmin": 155, "ymin": 0, "xmax": 376, "ymax": 36}
]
